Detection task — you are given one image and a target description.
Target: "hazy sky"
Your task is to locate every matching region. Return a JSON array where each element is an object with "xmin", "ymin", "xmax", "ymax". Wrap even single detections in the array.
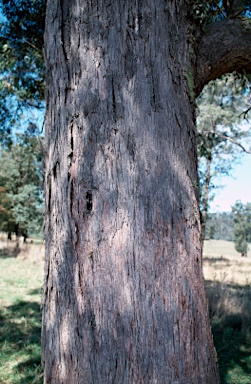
[{"xmin": 210, "ymin": 152, "xmax": 251, "ymax": 212}]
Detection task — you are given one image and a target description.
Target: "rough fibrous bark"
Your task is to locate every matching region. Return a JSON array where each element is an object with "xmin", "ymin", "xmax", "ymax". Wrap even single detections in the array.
[{"xmin": 40, "ymin": 1, "xmax": 236, "ymax": 383}]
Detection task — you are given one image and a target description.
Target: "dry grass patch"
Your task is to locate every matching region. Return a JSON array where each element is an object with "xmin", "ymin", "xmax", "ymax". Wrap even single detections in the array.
[
  {"xmin": 203, "ymin": 240, "xmax": 251, "ymax": 285},
  {"xmin": 0, "ymin": 235, "xmax": 44, "ymax": 265},
  {"xmin": 203, "ymin": 240, "xmax": 251, "ymax": 384}
]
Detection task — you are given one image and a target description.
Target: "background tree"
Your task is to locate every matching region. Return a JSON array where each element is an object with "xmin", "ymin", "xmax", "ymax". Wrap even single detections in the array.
[
  {"xmin": 232, "ymin": 201, "xmax": 251, "ymax": 256},
  {"xmin": 0, "ymin": 0, "xmax": 45, "ymax": 144},
  {"xmin": 42, "ymin": 0, "xmax": 251, "ymax": 383},
  {"xmin": 0, "ymin": 0, "xmax": 45, "ymax": 240},
  {"xmin": 0, "ymin": 131, "xmax": 43, "ymax": 239},
  {"xmin": 197, "ymin": 74, "xmax": 251, "ymax": 240},
  {"xmin": 0, "ymin": 186, "xmax": 15, "ymax": 238},
  {"xmin": 205, "ymin": 212, "xmax": 235, "ymax": 240}
]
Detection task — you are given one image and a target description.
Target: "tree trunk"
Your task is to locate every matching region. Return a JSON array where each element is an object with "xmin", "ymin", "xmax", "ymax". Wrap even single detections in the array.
[{"xmin": 42, "ymin": 1, "xmax": 220, "ymax": 383}]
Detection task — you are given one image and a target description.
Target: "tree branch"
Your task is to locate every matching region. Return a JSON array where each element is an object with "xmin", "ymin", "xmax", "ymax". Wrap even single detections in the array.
[
  {"xmin": 23, "ymin": 39, "xmax": 40, "ymax": 53},
  {"xmin": 239, "ymin": 106, "xmax": 251, "ymax": 119},
  {"xmin": 203, "ymin": 129, "xmax": 251, "ymax": 154},
  {"xmin": 195, "ymin": 18, "xmax": 251, "ymax": 97},
  {"xmin": 216, "ymin": 133, "xmax": 251, "ymax": 154}
]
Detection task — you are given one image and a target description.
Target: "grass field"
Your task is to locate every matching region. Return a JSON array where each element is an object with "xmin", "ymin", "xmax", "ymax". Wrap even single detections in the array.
[
  {"xmin": 0, "ymin": 242, "xmax": 44, "ymax": 384},
  {"xmin": 203, "ymin": 239, "xmax": 251, "ymax": 285},
  {"xmin": 0, "ymin": 238, "xmax": 250, "ymax": 383},
  {"xmin": 203, "ymin": 240, "xmax": 251, "ymax": 384}
]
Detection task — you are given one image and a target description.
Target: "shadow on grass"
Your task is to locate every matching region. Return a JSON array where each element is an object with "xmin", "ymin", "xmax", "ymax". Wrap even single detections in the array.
[
  {"xmin": 0, "ymin": 246, "xmax": 21, "ymax": 258},
  {"xmin": 205, "ymin": 280, "xmax": 251, "ymax": 384},
  {"xmin": 0, "ymin": 300, "xmax": 43, "ymax": 384},
  {"xmin": 29, "ymin": 288, "xmax": 42, "ymax": 296},
  {"xmin": 204, "ymin": 256, "xmax": 231, "ymax": 265}
]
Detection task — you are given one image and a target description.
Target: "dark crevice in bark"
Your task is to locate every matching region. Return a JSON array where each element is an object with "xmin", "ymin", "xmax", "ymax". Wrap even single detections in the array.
[
  {"xmin": 111, "ymin": 76, "xmax": 117, "ymax": 122},
  {"xmin": 59, "ymin": 0, "xmax": 69, "ymax": 75},
  {"xmin": 195, "ymin": 18, "xmax": 251, "ymax": 96},
  {"xmin": 150, "ymin": 61, "xmax": 162, "ymax": 112},
  {"xmin": 70, "ymin": 124, "xmax": 74, "ymax": 153},
  {"xmin": 52, "ymin": 163, "xmax": 57, "ymax": 179},
  {"xmin": 47, "ymin": 176, "xmax": 52, "ymax": 213},
  {"xmin": 70, "ymin": 180, "xmax": 74, "ymax": 216},
  {"xmin": 86, "ymin": 191, "xmax": 93, "ymax": 213}
]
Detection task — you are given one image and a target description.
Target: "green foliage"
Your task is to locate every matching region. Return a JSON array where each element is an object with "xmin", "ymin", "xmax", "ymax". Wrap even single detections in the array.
[
  {"xmin": 206, "ymin": 212, "xmax": 235, "ymax": 241},
  {"xmin": 232, "ymin": 201, "xmax": 251, "ymax": 256},
  {"xmin": 0, "ymin": 186, "xmax": 14, "ymax": 231},
  {"xmin": 0, "ymin": 133, "xmax": 43, "ymax": 237},
  {"xmin": 197, "ymin": 74, "xmax": 251, "ymax": 172},
  {"xmin": 0, "ymin": 0, "xmax": 45, "ymax": 102},
  {"xmin": 187, "ymin": 0, "xmax": 251, "ymax": 26},
  {"xmin": 0, "ymin": 0, "xmax": 45, "ymax": 143}
]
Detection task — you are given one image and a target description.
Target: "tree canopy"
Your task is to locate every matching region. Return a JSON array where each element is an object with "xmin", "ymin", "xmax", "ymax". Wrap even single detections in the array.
[{"xmin": 0, "ymin": 0, "xmax": 45, "ymax": 144}]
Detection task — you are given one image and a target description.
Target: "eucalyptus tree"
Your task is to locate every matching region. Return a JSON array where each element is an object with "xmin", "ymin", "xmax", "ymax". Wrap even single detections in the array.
[{"xmin": 41, "ymin": 1, "xmax": 251, "ymax": 383}]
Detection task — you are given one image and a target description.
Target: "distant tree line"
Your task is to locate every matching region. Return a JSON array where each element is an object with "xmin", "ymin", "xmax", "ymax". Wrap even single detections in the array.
[{"xmin": 205, "ymin": 211, "xmax": 235, "ymax": 241}]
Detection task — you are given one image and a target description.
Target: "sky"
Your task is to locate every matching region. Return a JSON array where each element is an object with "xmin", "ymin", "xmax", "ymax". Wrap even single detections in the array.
[{"xmin": 210, "ymin": 153, "xmax": 251, "ymax": 212}]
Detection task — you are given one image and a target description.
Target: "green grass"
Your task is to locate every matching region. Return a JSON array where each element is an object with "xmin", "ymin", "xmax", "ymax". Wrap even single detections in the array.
[{"xmin": 0, "ymin": 256, "xmax": 43, "ymax": 384}]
